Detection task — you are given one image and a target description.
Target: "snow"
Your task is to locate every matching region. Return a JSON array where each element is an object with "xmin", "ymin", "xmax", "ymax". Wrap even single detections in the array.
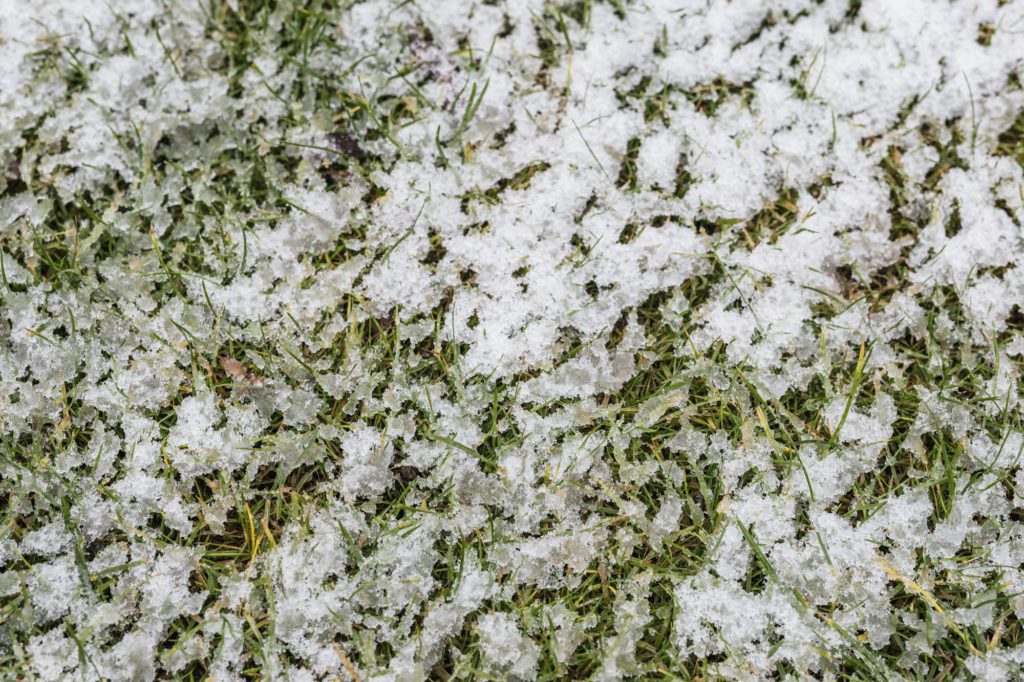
[{"xmin": 2, "ymin": 0, "xmax": 1024, "ymax": 679}]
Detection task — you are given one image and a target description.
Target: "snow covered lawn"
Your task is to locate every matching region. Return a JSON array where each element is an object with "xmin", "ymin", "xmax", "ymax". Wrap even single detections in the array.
[{"xmin": 3, "ymin": 0, "xmax": 1024, "ymax": 679}]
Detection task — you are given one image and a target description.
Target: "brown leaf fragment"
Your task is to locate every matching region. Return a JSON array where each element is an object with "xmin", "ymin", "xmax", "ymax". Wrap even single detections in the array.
[
  {"xmin": 219, "ymin": 356, "xmax": 262, "ymax": 384},
  {"xmin": 391, "ymin": 465, "xmax": 418, "ymax": 483},
  {"xmin": 327, "ymin": 131, "xmax": 366, "ymax": 159}
]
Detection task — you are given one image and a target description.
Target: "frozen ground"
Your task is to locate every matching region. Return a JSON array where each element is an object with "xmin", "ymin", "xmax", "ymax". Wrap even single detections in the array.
[{"xmin": 2, "ymin": 0, "xmax": 1024, "ymax": 679}]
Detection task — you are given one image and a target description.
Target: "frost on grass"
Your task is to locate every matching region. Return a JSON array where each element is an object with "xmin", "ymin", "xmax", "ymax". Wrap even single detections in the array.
[{"xmin": 2, "ymin": 0, "xmax": 1024, "ymax": 680}]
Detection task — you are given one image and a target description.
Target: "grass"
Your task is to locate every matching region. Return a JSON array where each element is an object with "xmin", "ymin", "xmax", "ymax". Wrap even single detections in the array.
[{"xmin": 2, "ymin": 0, "xmax": 1024, "ymax": 680}]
